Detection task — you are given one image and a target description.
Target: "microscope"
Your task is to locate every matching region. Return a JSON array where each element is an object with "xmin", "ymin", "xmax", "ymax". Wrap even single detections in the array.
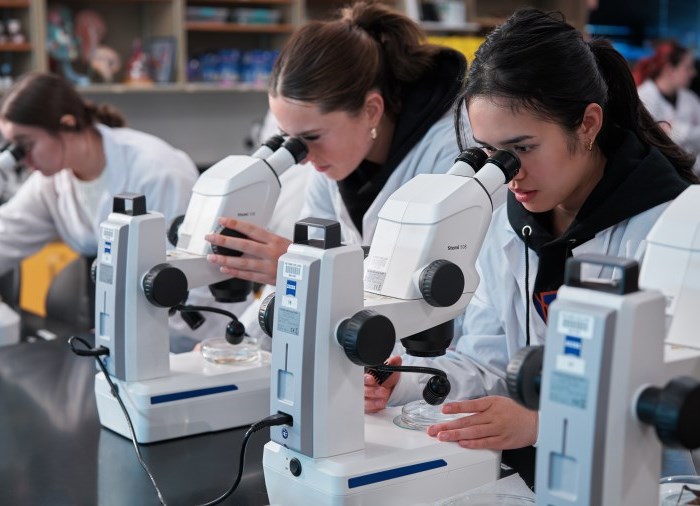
[
  {"xmin": 259, "ymin": 149, "xmax": 520, "ymax": 505},
  {"xmin": 507, "ymin": 186, "xmax": 700, "ymax": 506},
  {"xmin": 0, "ymin": 143, "xmax": 24, "ymax": 346},
  {"xmin": 93, "ymin": 136, "xmax": 307, "ymax": 443}
]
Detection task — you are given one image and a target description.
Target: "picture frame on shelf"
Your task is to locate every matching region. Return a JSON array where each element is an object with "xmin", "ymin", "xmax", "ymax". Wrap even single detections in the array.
[{"xmin": 147, "ymin": 36, "xmax": 176, "ymax": 83}]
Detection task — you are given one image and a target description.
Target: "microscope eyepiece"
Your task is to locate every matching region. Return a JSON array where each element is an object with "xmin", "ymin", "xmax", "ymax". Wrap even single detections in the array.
[
  {"xmin": 262, "ymin": 134, "xmax": 285, "ymax": 152},
  {"xmin": 486, "ymin": 150, "xmax": 520, "ymax": 183},
  {"xmin": 455, "ymin": 148, "xmax": 488, "ymax": 172},
  {"xmin": 282, "ymin": 137, "xmax": 308, "ymax": 164}
]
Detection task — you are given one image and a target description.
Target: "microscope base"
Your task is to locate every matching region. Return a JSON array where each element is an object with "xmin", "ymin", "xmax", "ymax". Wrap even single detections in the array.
[
  {"xmin": 95, "ymin": 350, "xmax": 271, "ymax": 443},
  {"xmin": 264, "ymin": 407, "xmax": 500, "ymax": 506}
]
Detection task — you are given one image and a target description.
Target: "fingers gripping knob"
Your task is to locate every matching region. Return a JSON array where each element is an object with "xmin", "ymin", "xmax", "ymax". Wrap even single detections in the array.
[{"xmin": 210, "ymin": 225, "xmax": 247, "ymax": 256}]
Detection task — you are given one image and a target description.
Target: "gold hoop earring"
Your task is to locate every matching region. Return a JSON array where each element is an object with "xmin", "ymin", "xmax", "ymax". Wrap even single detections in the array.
[
  {"xmin": 587, "ymin": 138, "xmax": 594, "ymax": 152},
  {"xmin": 370, "ymin": 127, "xmax": 377, "ymax": 140}
]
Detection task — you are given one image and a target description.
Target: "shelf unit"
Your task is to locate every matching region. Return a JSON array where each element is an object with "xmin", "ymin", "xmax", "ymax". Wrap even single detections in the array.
[{"xmin": 2, "ymin": 0, "xmax": 587, "ymax": 93}]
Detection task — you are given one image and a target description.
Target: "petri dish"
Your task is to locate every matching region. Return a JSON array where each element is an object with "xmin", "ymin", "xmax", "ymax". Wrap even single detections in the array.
[
  {"xmin": 660, "ymin": 475, "xmax": 700, "ymax": 505},
  {"xmin": 200, "ymin": 336, "xmax": 261, "ymax": 364},
  {"xmin": 393, "ymin": 399, "xmax": 466, "ymax": 430},
  {"xmin": 438, "ymin": 493, "xmax": 535, "ymax": 505}
]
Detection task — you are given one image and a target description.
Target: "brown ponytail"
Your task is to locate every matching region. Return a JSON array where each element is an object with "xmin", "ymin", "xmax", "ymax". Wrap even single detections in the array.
[{"xmin": 269, "ymin": 1, "xmax": 440, "ymax": 118}]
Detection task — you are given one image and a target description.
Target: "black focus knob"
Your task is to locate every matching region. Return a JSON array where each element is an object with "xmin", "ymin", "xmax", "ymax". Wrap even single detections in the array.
[
  {"xmin": 423, "ymin": 375, "xmax": 451, "ymax": 405},
  {"xmin": 419, "ymin": 259, "xmax": 465, "ymax": 307},
  {"xmin": 258, "ymin": 293, "xmax": 275, "ymax": 338},
  {"xmin": 142, "ymin": 263, "xmax": 188, "ymax": 308},
  {"xmin": 637, "ymin": 376, "xmax": 700, "ymax": 449},
  {"xmin": 337, "ymin": 310, "xmax": 395, "ymax": 366},
  {"xmin": 168, "ymin": 215, "xmax": 185, "ymax": 247},
  {"xmin": 210, "ymin": 225, "xmax": 246, "ymax": 256},
  {"xmin": 506, "ymin": 345, "xmax": 543, "ymax": 411},
  {"xmin": 225, "ymin": 320, "xmax": 246, "ymax": 345}
]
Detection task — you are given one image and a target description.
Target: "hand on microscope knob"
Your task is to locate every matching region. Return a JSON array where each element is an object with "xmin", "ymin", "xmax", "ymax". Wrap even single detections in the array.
[
  {"xmin": 206, "ymin": 217, "xmax": 291, "ymax": 286},
  {"xmin": 364, "ymin": 355, "xmax": 402, "ymax": 413},
  {"xmin": 426, "ymin": 395, "xmax": 538, "ymax": 450}
]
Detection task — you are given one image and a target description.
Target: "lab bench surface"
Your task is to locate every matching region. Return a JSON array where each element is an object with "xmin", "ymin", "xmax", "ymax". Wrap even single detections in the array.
[{"xmin": 0, "ymin": 336, "xmax": 269, "ymax": 506}]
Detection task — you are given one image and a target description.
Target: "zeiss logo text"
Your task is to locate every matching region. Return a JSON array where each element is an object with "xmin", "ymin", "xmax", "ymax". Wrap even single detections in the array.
[{"xmin": 286, "ymin": 280, "xmax": 297, "ymax": 296}]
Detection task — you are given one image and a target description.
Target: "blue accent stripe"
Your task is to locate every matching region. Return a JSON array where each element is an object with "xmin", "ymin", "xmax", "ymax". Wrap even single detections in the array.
[
  {"xmin": 348, "ymin": 459, "xmax": 448, "ymax": 489},
  {"xmin": 150, "ymin": 384, "xmax": 238, "ymax": 405}
]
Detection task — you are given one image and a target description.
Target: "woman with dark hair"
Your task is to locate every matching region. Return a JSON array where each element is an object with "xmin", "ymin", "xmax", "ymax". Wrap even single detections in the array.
[
  {"xmin": 205, "ymin": 1, "xmax": 472, "ymax": 286},
  {"xmin": 0, "ymin": 72, "xmax": 198, "ymax": 277},
  {"xmin": 365, "ymin": 8, "xmax": 697, "ymax": 485},
  {"xmin": 634, "ymin": 40, "xmax": 700, "ymax": 174}
]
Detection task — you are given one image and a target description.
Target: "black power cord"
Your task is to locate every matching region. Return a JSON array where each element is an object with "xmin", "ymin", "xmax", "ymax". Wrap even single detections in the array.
[
  {"xmin": 68, "ymin": 336, "xmax": 292, "ymax": 506},
  {"xmin": 69, "ymin": 336, "xmax": 168, "ymax": 505},
  {"xmin": 173, "ymin": 304, "xmax": 247, "ymax": 345}
]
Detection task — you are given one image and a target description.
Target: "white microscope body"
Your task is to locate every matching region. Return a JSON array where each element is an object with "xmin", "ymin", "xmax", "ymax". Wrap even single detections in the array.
[
  {"xmin": 262, "ymin": 150, "xmax": 520, "ymax": 505},
  {"xmin": 93, "ymin": 137, "xmax": 307, "ymax": 443},
  {"xmin": 0, "ymin": 144, "xmax": 24, "ymax": 347},
  {"xmin": 513, "ymin": 186, "xmax": 700, "ymax": 506}
]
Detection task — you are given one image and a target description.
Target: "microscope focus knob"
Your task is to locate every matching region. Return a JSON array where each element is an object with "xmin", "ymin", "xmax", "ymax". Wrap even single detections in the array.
[
  {"xmin": 636, "ymin": 376, "xmax": 700, "ymax": 450},
  {"xmin": 337, "ymin": 310, "xmax": 395, "ymax": 366},
  {"xmin": 90, "ymin": 258, "xmax": 98, "ymax": 284},
  {"xmin": 506, "ymin": 345, "xmax": 543, "ymax": 411},
  {"xmin": 142, "ymin": 263, "xmax": 188, "ymax": 308},
  {"xmin": 258, "ymin": 293, "xmax": 275, "ymax": 338},
  {"xmin": 419, "ymin": 259, "xmax": 465, "ymax": 307},
  {"xmin": 167, "ymin": 215, "xmax": 185, "ymax": 247}
]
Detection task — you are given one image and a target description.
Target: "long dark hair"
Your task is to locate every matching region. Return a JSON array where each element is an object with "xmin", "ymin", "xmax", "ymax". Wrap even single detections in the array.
[
  {"xmin": 454, "ymin": 8, "xmax": 697, "ymax": 183},
  {"xmin": 269, "ymin": 1, "xmax": 440, "ymax": 119},
  {"xmin": 0, "ymin": 72, "xmax": 125, "ymax": 133}
]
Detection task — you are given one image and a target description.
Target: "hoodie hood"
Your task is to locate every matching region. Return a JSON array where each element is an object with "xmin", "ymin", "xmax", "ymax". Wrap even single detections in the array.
[
  {"xmin": 508, "ymin": 128, "xmax": 690, "ymax": 321},
  {"xmin": 338, "ymin": 48, "xmax": 467, "ymax": 234}
]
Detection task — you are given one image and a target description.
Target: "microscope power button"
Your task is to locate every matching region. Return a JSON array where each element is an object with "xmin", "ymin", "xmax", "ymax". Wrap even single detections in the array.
[{"xmin": 289, "ymin": 458, "xmax": 302, "ymax": 477}]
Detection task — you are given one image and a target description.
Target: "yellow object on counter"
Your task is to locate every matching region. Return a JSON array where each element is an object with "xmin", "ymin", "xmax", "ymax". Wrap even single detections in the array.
[{"xmin": 20, "ymin": 242, "xmax": 79, "ymax": 316}]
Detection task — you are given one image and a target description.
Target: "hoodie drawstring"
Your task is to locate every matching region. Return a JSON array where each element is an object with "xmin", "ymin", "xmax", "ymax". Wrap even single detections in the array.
[{"xmin": 522, "ymin": 225, "xmax": 532, "ymax": 347}]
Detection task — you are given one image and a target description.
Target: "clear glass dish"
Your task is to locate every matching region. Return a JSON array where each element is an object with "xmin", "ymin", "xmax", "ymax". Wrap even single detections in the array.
[
  {"xmin": 659, "ymin": 475, "xmax": 700, "ymax": 505},
  {"xmin": 437, "ymin": 493, "xmax": 535, "ymax": 505},
  {"xmin": 393, "ymin": 400, "xmax": 465, "ymax": 431},
  {"xmin": 200, "ymin": 336, "xmax": 261, "ymax": 365}
]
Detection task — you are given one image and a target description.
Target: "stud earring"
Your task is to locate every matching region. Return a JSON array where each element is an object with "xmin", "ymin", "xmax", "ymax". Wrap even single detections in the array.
[{"xmin": 370, "ymin": 127, "xmax": 377, "ymax": 140}]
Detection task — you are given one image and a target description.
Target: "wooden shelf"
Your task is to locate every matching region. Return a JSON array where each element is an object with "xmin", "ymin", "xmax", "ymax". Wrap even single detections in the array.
[
  {"xmin": 186, "ymin": 21, "xmax": 295, "ymax": 33},
  {"xmin": 0, "ymin": 43, "xmax": 31, "ymax": 52},
  {"xmin": 0, "ymin": 0, "xmax": 29, "ymax": 7},
  {"xmin": 76, "ymin": 82, "xmax": 268, "ymax": 93}
]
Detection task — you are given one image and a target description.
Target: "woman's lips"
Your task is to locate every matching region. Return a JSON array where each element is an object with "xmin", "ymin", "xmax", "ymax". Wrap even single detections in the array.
[{"xmin": 512, "ymin": 188, "xmax": 537, "ymax": 204}]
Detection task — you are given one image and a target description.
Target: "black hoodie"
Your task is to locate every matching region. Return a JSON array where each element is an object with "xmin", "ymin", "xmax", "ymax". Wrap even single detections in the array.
[
  {"xmin": 507, "ymin": 127, "xmax": 690, "ymax": 323},
  {"xmin": 337, "ymin": 48, "xmax": 467, "ymax": 235}
]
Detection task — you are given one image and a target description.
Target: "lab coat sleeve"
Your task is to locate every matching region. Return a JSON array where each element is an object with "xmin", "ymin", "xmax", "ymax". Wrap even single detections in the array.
[
  {"xmin": 668, "ymin": 92, "xmax": 700, "ymax": 152},
  {"xmin": 0, "ymin": 174, "xmax": 61, "ymax": 276},
  {"xmin": 299, "ymin": 169, "xmax": 337, "ymax": 222},
  {"xmin": 134, "ymin": 152, "xmax": 197, "ymax": 227}
]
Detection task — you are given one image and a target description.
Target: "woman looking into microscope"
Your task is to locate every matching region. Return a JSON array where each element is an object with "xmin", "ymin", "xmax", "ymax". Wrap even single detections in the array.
[
  {"xmin": 205, "ymin": 1, "xmax": 473, "ymax": 287},
  {"xmin": 364, "ymin": 8, "xmax": 698, "ymax": 486}
]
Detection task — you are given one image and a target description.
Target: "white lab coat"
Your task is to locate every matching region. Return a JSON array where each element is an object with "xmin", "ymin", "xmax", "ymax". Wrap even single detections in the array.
[
  {"xmin": 0, "ymin": 124, "xmax": 198, "ymax": 276},
  {"xmin": 301, "ymin": 113, "xmax": 467, "ymax": 246},
  {"xmin": 638, "ymin": 79, "xmax": 700, "ymax": 174},
  {"xmin": 391, "ymin": 201, "xmax": 672, "ymax": 404}
]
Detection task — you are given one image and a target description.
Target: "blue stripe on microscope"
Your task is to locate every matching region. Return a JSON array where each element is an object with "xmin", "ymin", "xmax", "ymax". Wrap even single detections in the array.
[
  {"xmin": 348, "ymin": 459, "xmax": 448, "ymax": 488},
  {"xmin": 150, "ymin": 384, "xmax": 239, "ymax": 404}
]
